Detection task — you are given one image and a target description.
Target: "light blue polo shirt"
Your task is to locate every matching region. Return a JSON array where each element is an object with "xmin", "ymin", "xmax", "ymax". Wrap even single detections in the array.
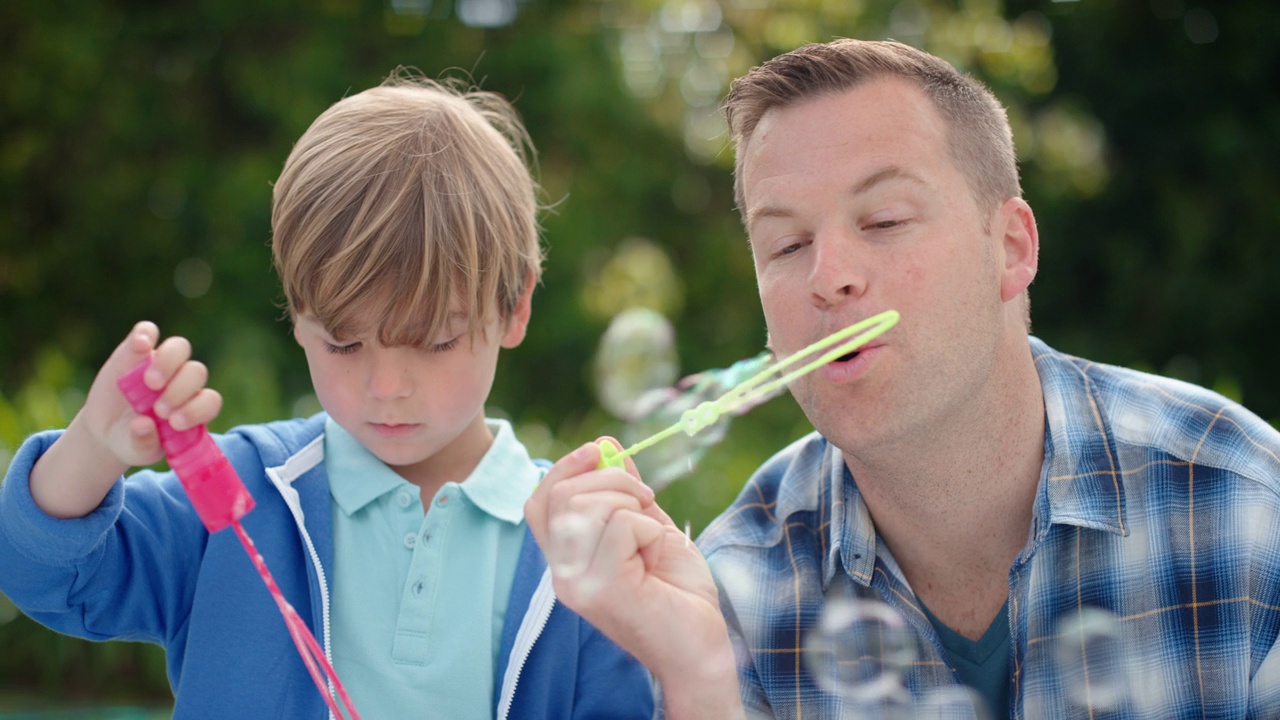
[{"xmin": 325, "ymin": 416, "xmax": 539, "ymax": 719}]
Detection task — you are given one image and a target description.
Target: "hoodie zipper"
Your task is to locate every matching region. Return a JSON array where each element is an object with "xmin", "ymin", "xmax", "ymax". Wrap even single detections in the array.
[
  {"xmin": 496, "ymin": 567, "xmax": 557, "ymax": 720},
  {"xmin": 266, "ymin": 438, "xmax": 340, "ymax": 720}
]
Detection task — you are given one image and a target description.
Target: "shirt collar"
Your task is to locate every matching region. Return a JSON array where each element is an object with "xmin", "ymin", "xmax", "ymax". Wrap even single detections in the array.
[
  {"xmin": 454, "ymin": 418, "xmax": 540, "ymax": 524},
  {"xmin": 326, "ymin": 417, "xmax": 408, "ymax": 516},
  {"xmin": 1029, "ymin": 335, "xmax": 1129, "ymax": 537},
  {"xmin": 828, "ymin": 336, "xmax": 1132, "ymax": 591},
  {"xmin": 324, "ymin": 416, "xmax": 539, "ymax": 524}
]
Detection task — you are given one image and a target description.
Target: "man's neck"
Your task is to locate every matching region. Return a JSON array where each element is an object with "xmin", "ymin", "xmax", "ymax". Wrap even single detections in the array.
[{"xmin": 844, "ymin": 339, "xmax": 1045, "ymax": 639}]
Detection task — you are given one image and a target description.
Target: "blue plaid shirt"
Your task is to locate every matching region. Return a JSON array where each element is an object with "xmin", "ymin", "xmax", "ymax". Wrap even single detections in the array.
[{"xmin": 698, "ymin": 337, "xmax": 1280, "ymax": 719}]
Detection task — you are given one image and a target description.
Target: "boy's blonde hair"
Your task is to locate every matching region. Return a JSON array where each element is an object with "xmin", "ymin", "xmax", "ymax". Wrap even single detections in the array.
[{"xmin": 271, "ymin": 70, "xmax": 543, "ymax": 347}]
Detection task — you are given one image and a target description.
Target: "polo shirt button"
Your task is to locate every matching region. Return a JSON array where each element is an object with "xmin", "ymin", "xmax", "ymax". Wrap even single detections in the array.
[
  {"xmin": 396, "ymin": 492, "xmax": 412, "ymax": 509},
  {"xmin": 403, "ymin": 532, "xmax": 417, "ymax": 549}
]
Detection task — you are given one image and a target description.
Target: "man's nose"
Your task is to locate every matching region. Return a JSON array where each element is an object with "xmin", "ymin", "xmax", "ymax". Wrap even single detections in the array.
[{"xmin": 808, "ymin": 231, "xmax": 868, "ymax": 308}]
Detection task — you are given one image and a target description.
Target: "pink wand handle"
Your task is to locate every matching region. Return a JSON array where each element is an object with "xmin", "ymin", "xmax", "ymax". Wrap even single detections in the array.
[{"xmin": 116, "ymin": 358, "xmax": 255, "ymax": 533}]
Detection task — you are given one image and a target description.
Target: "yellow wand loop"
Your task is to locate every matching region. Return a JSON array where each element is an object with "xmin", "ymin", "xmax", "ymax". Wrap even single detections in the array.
[{"xmin": 597, "ymin": 309, "xmax": 900, "ymax": 470}]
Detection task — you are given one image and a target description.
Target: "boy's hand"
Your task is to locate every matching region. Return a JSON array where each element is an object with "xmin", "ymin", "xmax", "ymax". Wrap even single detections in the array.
[
  {"xmin": 29, "ymin": 321, "xmax": 223, "ymax": 518},
  {"xmin": 524, "ymin": 442, "xmax": 744, "ymax": 720},
  {"xmin": 79, "ymin": 321, "xmax": 223, "ymax": 468}
]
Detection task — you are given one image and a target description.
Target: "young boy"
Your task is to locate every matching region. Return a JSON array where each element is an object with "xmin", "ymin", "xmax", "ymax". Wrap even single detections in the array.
[{"xmin": 0, "ymin": 74, "xmax": 653, "ymax": 719}]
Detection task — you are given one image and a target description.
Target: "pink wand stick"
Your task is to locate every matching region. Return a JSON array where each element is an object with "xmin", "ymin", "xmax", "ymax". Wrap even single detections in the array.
[{"xmin": 118, "ymin": 358, "xmax": 361, "ymax": 720}]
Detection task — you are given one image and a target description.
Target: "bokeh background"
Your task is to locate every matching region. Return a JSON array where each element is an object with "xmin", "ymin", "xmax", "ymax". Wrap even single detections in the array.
[{"xmin": 2, "ymin": 0, "xmax": 1278, "ymax": 713}]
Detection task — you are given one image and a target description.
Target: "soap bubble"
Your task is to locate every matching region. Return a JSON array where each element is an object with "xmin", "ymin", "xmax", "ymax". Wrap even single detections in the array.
[
  {"xmin": 1053, "ymin": 607, "xmax": 1131, "ymax": 712},
  {"xmin": 914, "ymin": 686, "xmax": 991, "ymax": 719},
  {"xmin": 621, "ymin": 351, "xmax": 777, "ymax": 490},
  {"xmin": 593, "ymin": 307, "xmax": 679, "ymax": 420},
  {"xmin": 804, "ymin": 594, "xmax": 918, "ymax": 709},
  {"xmin": 547, "ymin": 511, "xmax": 597, "ymax": 580}
]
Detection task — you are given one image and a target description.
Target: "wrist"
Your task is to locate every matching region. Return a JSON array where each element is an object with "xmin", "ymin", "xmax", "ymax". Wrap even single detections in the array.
[
  {"xmin": 656, "ymin": 631, "xmax": 744, "ymax": 720},
  {"xmin": 29, "ymin": 417, "xmax": 129, "ymax": 518}
]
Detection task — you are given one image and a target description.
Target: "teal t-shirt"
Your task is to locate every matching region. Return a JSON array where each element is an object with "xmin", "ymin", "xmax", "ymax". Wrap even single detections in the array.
[
  {"xmin": 918, "ymin": 598, "xmax": 1011, "ymax": 718},
  {"xmin": 325, "ymin": 417, "xmax": 539, "ymax": 719}
]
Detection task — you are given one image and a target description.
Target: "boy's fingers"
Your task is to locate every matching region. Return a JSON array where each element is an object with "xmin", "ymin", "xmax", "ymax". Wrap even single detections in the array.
[
  {"xmin": 154, "ymin": 361, "xmax": 210, "ymax": 419},
  {"xmin": 169, "ymin": 389, "xmax": 223, "ymax": 432},
  {"xmin": 146, "ymin": 336, "xmax": 193, "ymax": 390},
  {"xmin": 105, "ymin": 322, "xmax": 159, "ymax": 375}
]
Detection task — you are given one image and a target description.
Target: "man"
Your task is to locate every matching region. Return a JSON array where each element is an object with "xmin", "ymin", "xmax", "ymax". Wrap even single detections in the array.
[{"xmin": 527, "ymin": 39, "xmax": 1280, "ymax": 719}]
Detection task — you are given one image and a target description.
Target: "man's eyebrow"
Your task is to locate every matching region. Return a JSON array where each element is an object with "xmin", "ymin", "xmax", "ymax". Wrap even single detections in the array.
[
  {"xmin": 746, "ymin": 166, "xmax": 927, "ymax": 227},
  {"xmin": 851, "ymin": 166, "xmax": 927, "ymax": 195}
]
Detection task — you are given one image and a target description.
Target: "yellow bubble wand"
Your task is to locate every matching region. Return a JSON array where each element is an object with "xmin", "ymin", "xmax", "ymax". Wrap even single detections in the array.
[{"xmin": 597, "ymin": 309, "xmax": 900, "ymax": 469}]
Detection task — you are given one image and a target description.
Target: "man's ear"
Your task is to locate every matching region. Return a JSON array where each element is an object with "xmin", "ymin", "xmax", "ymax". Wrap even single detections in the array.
[
  {"xmin": 997, "ymin": 197, "xmax": 1039, "ymax": 303},
  {"xmin": 500, "ymin": 271, "xmax": 537, "ymax": 349}
]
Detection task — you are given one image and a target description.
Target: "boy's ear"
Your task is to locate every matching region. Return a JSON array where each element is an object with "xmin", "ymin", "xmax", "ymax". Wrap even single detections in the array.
[
  {"xmin": 292, "ymin": 320, "xmax": 304, "ymax": 346},
  {"xmin": 500, "ymin": 272, "xmax": 536, "ymax": 349}
]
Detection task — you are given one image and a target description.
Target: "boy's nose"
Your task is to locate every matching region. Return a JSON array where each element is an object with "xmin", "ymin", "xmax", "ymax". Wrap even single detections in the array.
[{"xmin": 367, "ymin": 355, "xmax": 413, "ymax": 399}]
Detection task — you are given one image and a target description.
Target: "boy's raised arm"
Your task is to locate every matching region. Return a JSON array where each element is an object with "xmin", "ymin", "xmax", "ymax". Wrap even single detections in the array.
[
  {"xmin": 30, "ymin": 321, "xmax": 223, "ymax": 519},
  {"xmin": 524, "ymin": 442, "xmax": 745, "ymax": 720}
]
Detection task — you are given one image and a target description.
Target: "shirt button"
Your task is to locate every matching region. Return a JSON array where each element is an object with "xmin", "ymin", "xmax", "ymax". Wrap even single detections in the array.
[
  {"xmin": 403, "ymin": 532, "xmax": 417, "ymax": 549},
  {"xmin": 396, "ymin": 492, "xmax": 412, "ymax": 509}
]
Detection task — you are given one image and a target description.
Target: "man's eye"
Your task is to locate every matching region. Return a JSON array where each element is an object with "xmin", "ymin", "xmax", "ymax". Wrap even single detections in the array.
[
  {"xmin": 775, "ymin": 239, "xmax": 810, "ymax": 257},
  {"xmin": 325, "ymin": 342, "xmax": 360, "ymax": 355},
  {"xmin": 867, "ymin": 218, "xmax": 907, "ymax": 230}
]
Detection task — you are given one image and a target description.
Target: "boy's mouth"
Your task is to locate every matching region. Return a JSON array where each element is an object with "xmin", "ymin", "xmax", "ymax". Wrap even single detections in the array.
[{"xmin": 835, "ymin": 350, "xmax": 859, "ymax": 363}]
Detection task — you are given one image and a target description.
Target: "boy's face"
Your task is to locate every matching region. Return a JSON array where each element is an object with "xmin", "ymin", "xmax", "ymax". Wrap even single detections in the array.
[{"xmin": 293, "ymin": 287, "xmax": 532, "ymax": 488}]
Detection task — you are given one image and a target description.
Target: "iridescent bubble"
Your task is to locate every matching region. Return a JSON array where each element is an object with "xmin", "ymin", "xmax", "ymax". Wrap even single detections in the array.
[
  {"xmin": 547, "ymin": 511, "xmax": 597, "ymax": 580},
  {"xmin": 1053, "ymin": 607, "xmax": 1131, "ymax": 712},
  {"xmin": 913, "ymin": 685, "xmax": 991, "ymax": 720},
  {"xmin": 623, "ymin": 381, "xmax": 727, "ymax": 490},
  {"xmin": 593, "ymin": 307, "xmax": 678, "ymax": 420},
  {"xmin": 803, "ymin": 595, "xmax": 918, "ymax": 708}
]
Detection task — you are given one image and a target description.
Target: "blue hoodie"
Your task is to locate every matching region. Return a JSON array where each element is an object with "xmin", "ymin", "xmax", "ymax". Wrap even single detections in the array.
[{"xmin": 0, "ymin": 414, "xmax": 654, "ymax": 719}]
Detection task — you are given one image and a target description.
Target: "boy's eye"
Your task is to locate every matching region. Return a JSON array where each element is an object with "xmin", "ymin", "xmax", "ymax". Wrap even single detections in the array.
[
  {"xmin": 431, "ymin": 337, "xmax": 460, "ymax": 353},
  {"xmin": 325, "ymin": 342, "xmax": 360, "ymax": 355}
]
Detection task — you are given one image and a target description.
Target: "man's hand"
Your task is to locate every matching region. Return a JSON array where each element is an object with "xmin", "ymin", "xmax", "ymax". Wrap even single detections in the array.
[{"xmin": 525, "ymin": 441, "xmax": 745, "ymax": 720}]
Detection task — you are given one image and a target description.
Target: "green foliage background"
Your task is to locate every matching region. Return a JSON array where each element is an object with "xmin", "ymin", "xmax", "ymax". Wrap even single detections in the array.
[{"xmin": 1, "ymin": 0, "xmax": 1277, "ymax": 710}]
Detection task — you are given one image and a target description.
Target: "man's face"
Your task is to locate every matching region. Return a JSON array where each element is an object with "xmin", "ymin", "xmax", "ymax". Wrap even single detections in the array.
[{"xmin": 740, "ymin": 77, "xmax": 1018, "ymax": 456}]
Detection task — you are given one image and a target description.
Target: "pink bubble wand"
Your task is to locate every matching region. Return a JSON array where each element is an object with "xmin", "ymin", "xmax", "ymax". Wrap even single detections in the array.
[{"xmin": 118, "ymin": 358, "xmax": 362, "ymax": 720}]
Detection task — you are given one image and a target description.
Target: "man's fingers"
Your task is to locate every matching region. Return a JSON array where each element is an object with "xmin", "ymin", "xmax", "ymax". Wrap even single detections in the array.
[
  {"xmin": 544, "ymin": 489, "xmax": 645, "ymax": 578},
  {"xmin": 556, "ymin": 508, "xmax": 667, "ymax": 609},
  {"xmin": 527, "ymin": 442, "xmax": 653, "ymax": 538}
]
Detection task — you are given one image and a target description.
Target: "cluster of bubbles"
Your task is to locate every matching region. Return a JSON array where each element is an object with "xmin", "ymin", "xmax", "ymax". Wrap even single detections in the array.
[
  {"xmin": 592, "ymin": 306, "xmax": 782, "ymax": 491},
  {"xmin": 801, "ymin": 591, "xmax": 1156, "ymax": 718}
]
